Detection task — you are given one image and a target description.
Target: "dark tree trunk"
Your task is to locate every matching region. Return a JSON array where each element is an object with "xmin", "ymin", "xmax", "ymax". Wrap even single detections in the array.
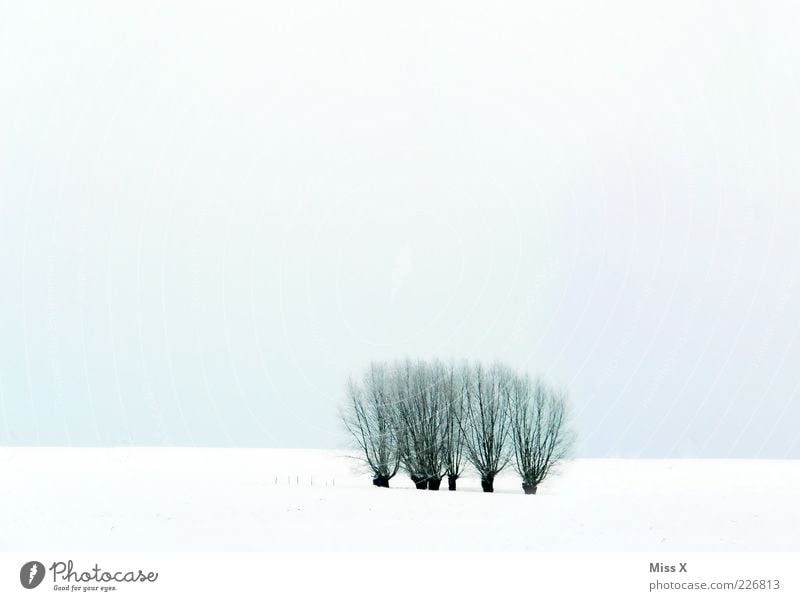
[
  {"xmin": 372, "ymin": 475, "xmax": 390, "ymax": 488},
  {"xmin": 410, "ymin": 475, "xmax": 428, "ymax": 489},
  {"xmin": 427, "ymin": 478, "xmax": 442, "ymax": 490},
  {"xmin": 522, "ymin": 483, "xmax": 538, "ymax": 495},
  {"xmin": 480, "ymin": 476, "xmax": 494, "ymax": 493},
  {"xmin": 447, "ymin": 475, "xmax": 458, "ymax": 491}
]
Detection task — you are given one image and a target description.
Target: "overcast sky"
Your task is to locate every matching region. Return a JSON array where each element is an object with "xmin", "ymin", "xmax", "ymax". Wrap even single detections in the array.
[{"xmin": 1, "ymin": 1, "xmax": 799, "ymax": 457}]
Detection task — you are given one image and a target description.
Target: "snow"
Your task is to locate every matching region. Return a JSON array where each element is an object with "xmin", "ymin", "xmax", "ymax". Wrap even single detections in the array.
[{"xmin": 2, "ymin": 448, "xmax": 798, "ymax": 551}]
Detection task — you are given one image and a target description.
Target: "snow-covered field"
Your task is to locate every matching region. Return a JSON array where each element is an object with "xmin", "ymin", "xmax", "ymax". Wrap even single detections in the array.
[{"xmin": 1, "ymin": 448, "xmax": 798, "ymax": 551}]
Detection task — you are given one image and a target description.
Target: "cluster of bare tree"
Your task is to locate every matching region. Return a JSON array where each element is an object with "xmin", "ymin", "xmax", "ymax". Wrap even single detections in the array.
[{"xmin": 341, "ymin": 359, "xmax": 573, "ymax": 494}]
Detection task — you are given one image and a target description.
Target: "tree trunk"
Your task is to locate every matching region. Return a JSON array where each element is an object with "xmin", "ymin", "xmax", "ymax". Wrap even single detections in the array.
[
  {"xmin": 410, "ymin": 475, "xmax": 428, "ymax": 489},
  {"xmin": 427, "ymin": 478, "xmax": 442, "ymax": 490},
  {"xmin": 480, "ymin": 476, "xmax": 494, "ymax": 493},
  {"xmin": 447, "ymin": 475, "xmax": 458, "ymax": 491},
  {"xmin": 372, "ymin": 475, "xmax": 390, "ymax": 488},
  {"xmin": 522, "ymin": 483, "xmax": 538, "ymax": 495}
]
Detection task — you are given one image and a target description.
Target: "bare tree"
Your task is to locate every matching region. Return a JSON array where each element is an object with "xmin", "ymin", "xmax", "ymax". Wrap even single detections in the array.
[
  {"xmin": 421, "ymin": 359, "xmax": 450, "ymax": 490},
  {"xmin": 439, "ymin": 361, "xmax": 467, "ymax": 490},
  {"xmin": 389, "ymin": 359, "xmax": 447, "ymax": 489},
  {"xmin": 458, "ymin": 362, "xmax": 512, "ymax": 492},
  {"xmin": 508, "ymin": 377, "xmax": 573, "ymax": 494},
  {"xmin": 340, "ymin": 362, "xmax": 400, "ymax": 487},
  {"xmin": 390, "ymin": 360, "xmax": 428, "ymax": 489}
]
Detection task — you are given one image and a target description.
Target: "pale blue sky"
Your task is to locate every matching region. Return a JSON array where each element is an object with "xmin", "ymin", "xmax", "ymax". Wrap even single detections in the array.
[{"xmin": 1, "ymin": 1, "xmax": 799, "ymax": 457}]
